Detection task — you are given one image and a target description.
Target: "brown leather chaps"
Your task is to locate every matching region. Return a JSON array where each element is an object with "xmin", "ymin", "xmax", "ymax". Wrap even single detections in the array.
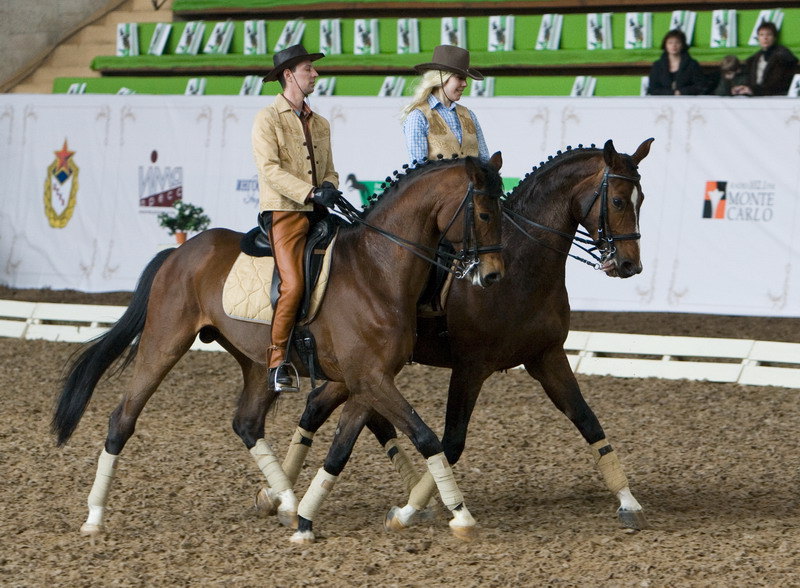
[{"xmin": 267, "ymin": 210, "xmax": 309, "ymax": 368}]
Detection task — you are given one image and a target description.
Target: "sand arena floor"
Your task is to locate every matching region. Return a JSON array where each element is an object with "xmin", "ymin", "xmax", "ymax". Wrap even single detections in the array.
[{"xmin": 1, "ymin": 288, "xmax": 799, "ymax": 586}]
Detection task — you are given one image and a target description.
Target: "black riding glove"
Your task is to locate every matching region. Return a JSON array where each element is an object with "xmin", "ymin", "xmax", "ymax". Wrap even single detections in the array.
[{"xmin": 311, "ymin": 182, "xmax": 341, "ymax": 209}]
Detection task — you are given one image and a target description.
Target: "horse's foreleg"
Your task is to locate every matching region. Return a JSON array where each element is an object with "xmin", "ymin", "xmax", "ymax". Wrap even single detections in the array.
[
  {"xmin": 229, "ymin": 357, "xmax": 298, "ymax": 528},
  {"xmin": 364, "ymin": 378, "xmax": 476, "ymax": 540},
  {"xmin": 526, "ymin": 354, "xmax": 647, "ymax": 530},
  {"xmin": 290, "ymin": 397, "xmax": 369, "ymax": 544}
]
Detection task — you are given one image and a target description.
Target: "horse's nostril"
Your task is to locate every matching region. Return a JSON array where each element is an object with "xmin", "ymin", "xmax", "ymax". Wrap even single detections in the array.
[
  {"xmin": 483, "ymin": 272, "xmax": 500, "ymax": 285},
  {"xmin": 618, "ymin": 260, "xmax": 641, "ymax": 278}
]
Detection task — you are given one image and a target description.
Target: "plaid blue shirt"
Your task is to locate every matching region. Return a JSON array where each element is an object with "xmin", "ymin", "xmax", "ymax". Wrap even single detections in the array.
[{"xmin": 403, "ymin": 94, "xmax": 489, "ymax": 165}]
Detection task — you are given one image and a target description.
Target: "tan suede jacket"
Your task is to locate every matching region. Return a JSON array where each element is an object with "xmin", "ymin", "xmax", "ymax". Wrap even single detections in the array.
[{"xmin": 251, "ymin": 94, "xmax": 339, "ymax": 212}]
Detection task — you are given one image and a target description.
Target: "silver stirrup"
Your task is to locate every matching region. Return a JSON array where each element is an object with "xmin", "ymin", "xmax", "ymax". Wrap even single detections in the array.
[{"xmin": 270, "ymin": 361, "xmax": 300, "ymax": 393}]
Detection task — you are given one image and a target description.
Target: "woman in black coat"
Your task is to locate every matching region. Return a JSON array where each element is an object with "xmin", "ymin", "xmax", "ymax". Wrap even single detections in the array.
[{"xmin": 648, "ymin": 29, "xmax": 708, "ymax": 95}]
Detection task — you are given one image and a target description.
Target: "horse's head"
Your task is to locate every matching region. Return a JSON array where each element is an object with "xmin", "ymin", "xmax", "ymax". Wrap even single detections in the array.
[
  {"xmin": 439, "ymin": 152, "xmax": 505, "ymax": 287},
  {"xmin": 577, "ymin": 138, "xmax": 653, "ymax": 278}
]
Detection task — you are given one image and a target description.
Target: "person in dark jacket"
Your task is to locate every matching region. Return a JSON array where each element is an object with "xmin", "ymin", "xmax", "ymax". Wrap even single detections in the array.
[
  {"xmin": 732, "ymin": 21, "xmax": 798, "ymax": 96},
  {"xmin": 713, "ymin": 55, "xmax": 749, "ymax": 96},
  {"xmin": 648, "ymin": 29, "xmax": 708, "ymax": 96}
]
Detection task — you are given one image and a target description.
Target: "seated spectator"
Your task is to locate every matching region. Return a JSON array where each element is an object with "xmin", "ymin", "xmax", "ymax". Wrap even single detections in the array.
[
  {"xmin": 713, "ymin": 55, "xmax": 749, "ymax": 96},
  {"xmin": 648, "ymin": 29, "xmax": 708, "ymax": 96},
  {"xmin": 732, "ymin": 21, "xmax": 798, "ymax": 96}
]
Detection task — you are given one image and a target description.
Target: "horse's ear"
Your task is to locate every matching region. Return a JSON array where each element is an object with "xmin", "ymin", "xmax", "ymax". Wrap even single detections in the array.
[
  {"xmin": 464, "ymin": 155, "xmax": 483, "ymax": 185},
  {"xmin": 602, "ymin": 139, "xmax": 617, "ymax": 166},
  {"xmin": 488, "ymin": 151, "xmax": 503, "ymax": 171},
  {"xmin": 631, "ymin": 138, "xmax": 655, "ymax": 165}
]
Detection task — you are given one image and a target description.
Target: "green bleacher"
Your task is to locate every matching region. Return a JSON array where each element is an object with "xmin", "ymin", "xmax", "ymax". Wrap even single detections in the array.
[{"xmin": 54, "ymin": 6, "xmax": 800, "ymax": 96}]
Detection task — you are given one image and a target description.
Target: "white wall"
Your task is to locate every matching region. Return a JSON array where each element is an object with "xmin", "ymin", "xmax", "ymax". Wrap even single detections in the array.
[{"xmin": 1, "ymin": 94, "xmax": 798, "ymax": 317}]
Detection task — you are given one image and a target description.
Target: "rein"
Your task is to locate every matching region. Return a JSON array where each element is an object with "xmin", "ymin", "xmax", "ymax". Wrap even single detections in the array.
[
  {"xmin": 502, "ymin": 166, "xmax": 640, "ymax": 270},
  {"xmin": 333, "ymin": 182, "xmax": 501, "ymax": 279}
]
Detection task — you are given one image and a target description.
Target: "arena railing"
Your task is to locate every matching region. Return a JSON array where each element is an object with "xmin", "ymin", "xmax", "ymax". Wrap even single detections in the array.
[{"xmin": 1, "ymin": 299, "xmax": 798, "ymax": 388}]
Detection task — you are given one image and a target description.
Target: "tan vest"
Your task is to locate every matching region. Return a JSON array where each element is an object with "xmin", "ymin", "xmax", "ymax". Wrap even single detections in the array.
[{"xmin": 419, "ymin": 102, "xmax": 479, "ymax": 160}]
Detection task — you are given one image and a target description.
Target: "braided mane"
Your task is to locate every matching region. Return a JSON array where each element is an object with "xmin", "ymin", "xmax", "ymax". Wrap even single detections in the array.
[
  {"xmin": 505, "ymin": 144, "xmax": 602, "ymax": 203},
  {"xmin": 360, "ymin": 154, "xmax": 500, "ymax": 219}
]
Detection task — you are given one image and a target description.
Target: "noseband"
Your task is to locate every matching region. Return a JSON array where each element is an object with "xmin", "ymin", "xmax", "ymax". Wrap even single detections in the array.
[
  {"xmin": 502, "ymin": 166, "xmax": 641, "ymax": 270},
  {"xmin": 333, "ymin": 182, "xmax": 502, "ymax": 279}
]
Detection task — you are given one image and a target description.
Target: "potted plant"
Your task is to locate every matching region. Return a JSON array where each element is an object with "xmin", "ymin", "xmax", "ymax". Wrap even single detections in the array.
[{"xmin": 157, "ymin": 200, "xmax": 211, "ymax": 244}]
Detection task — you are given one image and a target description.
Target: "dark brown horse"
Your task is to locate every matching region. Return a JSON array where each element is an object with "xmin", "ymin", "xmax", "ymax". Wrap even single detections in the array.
[
  {"xmin": 51, "ymin": 154, "xmax": 505, "ymax": 541},
  {"xmin": 273, "ymin": 139, "xmax": 654, "ymax": 535}
]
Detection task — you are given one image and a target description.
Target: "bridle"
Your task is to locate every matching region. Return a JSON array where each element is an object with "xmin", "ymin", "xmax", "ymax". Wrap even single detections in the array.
[
  {"xmin": 333, "ymin": 182, "xmax": 502, "ymax": 279},
  {"xmin": 502, "ymin": 166, "xmax": 641, "ymax": 270}
]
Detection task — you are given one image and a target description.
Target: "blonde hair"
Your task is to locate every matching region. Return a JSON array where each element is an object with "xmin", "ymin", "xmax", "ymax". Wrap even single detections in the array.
[{"xmin": 400, "ymin": 70, "xmax": 454, "ymax": 121}]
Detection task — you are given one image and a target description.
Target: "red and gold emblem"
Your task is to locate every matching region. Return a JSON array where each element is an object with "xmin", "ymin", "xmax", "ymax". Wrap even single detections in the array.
[{"xmin": 44, "ymin": 139, "xmax": 79, "ymax": 228}]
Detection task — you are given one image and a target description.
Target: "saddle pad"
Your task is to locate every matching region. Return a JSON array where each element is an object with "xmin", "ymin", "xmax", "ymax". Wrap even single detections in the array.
[{"xmin": 222, "ymin": 234, "xmax": 337, "ymax": 324}]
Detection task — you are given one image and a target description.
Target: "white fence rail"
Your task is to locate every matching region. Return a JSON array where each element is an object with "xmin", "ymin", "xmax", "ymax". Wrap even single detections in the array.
[{"xmin": 1, "ymin": 300, "xmax": 798, "ymax": 388}]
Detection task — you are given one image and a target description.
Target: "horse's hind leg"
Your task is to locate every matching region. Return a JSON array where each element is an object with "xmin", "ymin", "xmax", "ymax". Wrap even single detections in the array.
[
  {"xmin": 229, "ymin": 352, "xmax": 297, "ymax": 528},
  {"xmin": 82, "ymin": 323, "xmax": 196, "ymax": 536},
  {"xmin": 526, "ymin": 351, "xmax": 647, "ymax": 530}
]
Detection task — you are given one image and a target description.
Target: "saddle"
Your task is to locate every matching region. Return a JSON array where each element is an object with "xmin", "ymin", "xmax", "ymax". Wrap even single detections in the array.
[
  {"xmin": 239, "ymin": 210, "xmax": 339, "ymax": 320},
  {"xmin": 227, "ymin": 210, "xmax": 341, "ymax": 385}
]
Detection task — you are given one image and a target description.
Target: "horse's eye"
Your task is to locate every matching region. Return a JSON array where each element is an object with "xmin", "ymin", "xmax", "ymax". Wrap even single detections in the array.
[
  {"xmin": 612, "ymin": 198, "xmax": 624, "ymax": 209},
  {"xmin": 479, "ymin": 213, "xmax": 490, "ymax": 222}
]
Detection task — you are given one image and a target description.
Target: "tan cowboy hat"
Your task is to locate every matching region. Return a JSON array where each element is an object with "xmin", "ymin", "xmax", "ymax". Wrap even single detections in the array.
[
  {"xmin": 414, "ymin": 45, "xmax": 483, "ymax": 80},
  {"xmin": 263, "ymin": 44, "xmax": 324, "ymax": 82}
]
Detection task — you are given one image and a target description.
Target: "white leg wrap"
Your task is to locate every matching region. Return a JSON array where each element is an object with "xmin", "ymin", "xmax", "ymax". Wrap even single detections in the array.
[
  {"xmin": 250, "ymin": 438, "xmax": 291, "ymax": 494},
  {"xmin": 426, "ymin": 453, "xmax": 464, "ymax": 512},
  {"xmin": 84, "ymin": 449, "xmax": 118, "ymax": 529},
  {"xmin": 590, "ymin": 438, "xmax": 629, "ymax": 495},
  {"xmin": 384, "ymin": 439, "xmax": 422, "ymax": 494},
  {"xmin": 297, "ymin": 468, "xmax": 337, "ymax": 522},
  {"xmin": 282, "ymin": 427, "xmax": 314, "ymax": 487},
  {"xmin": 408, "ymin": 471, "xmax": 436, "ymax": 511}
]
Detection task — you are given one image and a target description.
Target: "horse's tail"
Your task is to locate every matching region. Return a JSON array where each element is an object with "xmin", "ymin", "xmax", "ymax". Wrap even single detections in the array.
[{"xmin": 51, "ymin": 248, "xmax": 174, "ymax": 446}]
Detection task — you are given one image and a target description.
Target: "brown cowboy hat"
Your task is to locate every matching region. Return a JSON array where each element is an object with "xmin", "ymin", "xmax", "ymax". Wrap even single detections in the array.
[
  {"xmin": 262, "ymin": 44, "xmax": 324, "ymax": 82},
  {"xmin": 414, "ymin": 45, "xmax": 483, "ymax": 80}
]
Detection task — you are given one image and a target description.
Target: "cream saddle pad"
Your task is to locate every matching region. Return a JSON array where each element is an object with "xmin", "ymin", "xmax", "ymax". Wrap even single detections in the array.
[{"xmin": 222, "ymin": 234, "xmax": 336, "ymax": 325}]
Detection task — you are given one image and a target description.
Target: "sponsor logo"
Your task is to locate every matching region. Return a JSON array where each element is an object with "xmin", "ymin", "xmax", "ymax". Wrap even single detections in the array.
[
  {"xmin": 344, "ymin": 172, "xmax": 380, "ymax": 207},
  {"xmin": 703, "ymin": 180, "xmax": 775, "ymax": 222},
  {"xmin": 139, "ymin": 150, "xmax": 183, "ymax": 209},
  {"xmin": 44, "ymin": 139, "xmax": 79, "ymax": 228},
  {"xmin": 236, "ymin": 174, "xmax": 259, "ymax": 206}
]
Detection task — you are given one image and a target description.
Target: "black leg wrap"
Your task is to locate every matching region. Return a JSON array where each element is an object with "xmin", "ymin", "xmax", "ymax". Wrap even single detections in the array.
[{"xmin": 297, "ymin": 515, "xmax": 313, "ymax": 533}]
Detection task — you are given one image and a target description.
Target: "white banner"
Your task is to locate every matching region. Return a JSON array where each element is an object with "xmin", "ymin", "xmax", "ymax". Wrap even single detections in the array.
[{"xmin": 1, "ymin": 94, "xmax": 798, "ymax": 317}]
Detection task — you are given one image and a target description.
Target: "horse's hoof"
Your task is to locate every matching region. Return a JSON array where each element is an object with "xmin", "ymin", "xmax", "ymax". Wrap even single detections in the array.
[
  {"xmin": 255, "ymin": 487, "xmax": 278, "ymax": 516},
  {"xmin": 384, "ymin": 506, "xmax": 408, "ymax": 532},
  {"xmin": 618, "ymin": 508, "xmax": 649, "ymax": 530},
  {"xmin": 449, "ymin": 522, "xmax": 477, "ymax": 541},
  {"xmin": 290, "ymin": 529, "xmax": 315, "ymax": 544},
  {"xmin": 277, "ymin": 509, "xmax": 299, "ymax": 529},
  {"xmin": 80, "ymin": 522, "xmax": 103, "ymax": 537}
]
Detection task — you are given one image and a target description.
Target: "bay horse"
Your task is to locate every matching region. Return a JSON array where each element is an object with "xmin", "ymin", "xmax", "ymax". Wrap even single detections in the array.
[
  {"xmin": 51, "ymin": 154, "xmax": 505, "ymax": 541},
  {"xmin": 269, "ymin": 139, "xmax": 654, "ymax": 536}
]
